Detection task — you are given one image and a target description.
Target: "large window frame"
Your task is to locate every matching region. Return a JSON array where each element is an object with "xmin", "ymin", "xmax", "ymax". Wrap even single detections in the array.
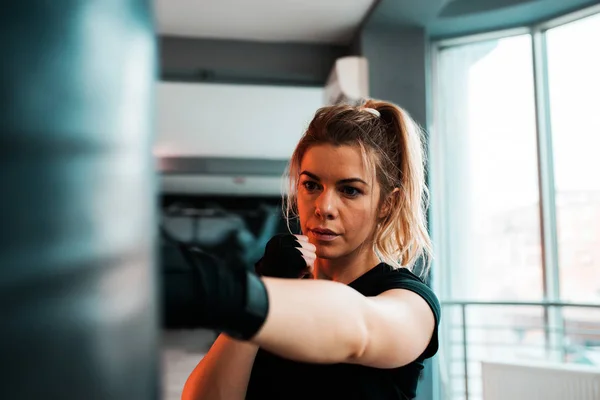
[
  {"xmin": 428, "ymin": 4, "xmax": 600, "ymax": 399},
  {"xmin": 429, "ymin": 2, "xmax": 600, "ymax": 308}
]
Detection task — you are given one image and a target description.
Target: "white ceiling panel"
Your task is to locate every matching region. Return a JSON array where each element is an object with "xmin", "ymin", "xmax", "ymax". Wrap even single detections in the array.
[{"xmin": 155, "ymin": 0, "xmax": 376, "ymax": 44}]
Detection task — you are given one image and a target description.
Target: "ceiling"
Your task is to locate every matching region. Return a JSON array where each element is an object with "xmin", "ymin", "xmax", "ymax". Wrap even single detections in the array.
[
  {"xmin": 154, "ymin": 0, "xmax": 376, "ymax": 44},
  {"xmin": 370, "ymin": 0, "xmax": 600, "ymax": 38},
  {"xmin": 155, "ymin": 0, "xmax": 599, "ymax": 43}
]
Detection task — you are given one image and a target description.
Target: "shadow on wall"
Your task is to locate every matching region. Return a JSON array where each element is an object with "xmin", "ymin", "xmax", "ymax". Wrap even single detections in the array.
[{"xmin": 159, "ymin": 195, "xmax": 298, "ymax": 329}]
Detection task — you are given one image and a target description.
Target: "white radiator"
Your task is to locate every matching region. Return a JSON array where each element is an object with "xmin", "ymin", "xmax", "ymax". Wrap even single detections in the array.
[{"xmin": 481, "ymin": 360, "xmax": 600, "ymax": 400}]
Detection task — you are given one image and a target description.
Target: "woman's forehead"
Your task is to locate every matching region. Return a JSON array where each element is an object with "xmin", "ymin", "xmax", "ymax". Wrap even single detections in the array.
[
  {"xmin": 301, "ymin": 144, "xmax": 364, "ymax": 170},
  {"xmin": 300, "ymin": 144, "xmax": 370, "ymax": 177}
]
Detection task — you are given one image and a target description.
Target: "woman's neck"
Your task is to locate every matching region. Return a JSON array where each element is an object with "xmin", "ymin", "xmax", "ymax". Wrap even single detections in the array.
[{"xmin": 313, "ymin": 245, "xmax": 380, "ymax": 285}]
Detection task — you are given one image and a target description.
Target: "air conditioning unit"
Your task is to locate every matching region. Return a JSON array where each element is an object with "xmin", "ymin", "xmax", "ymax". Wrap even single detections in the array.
[
  {"xmin": 323, "ymin": 56, "xmax": 369, "ymax": 106},
  {"xmin": 154, "ymin": 82, "xmax": 323, "ymax": 196},
  {"xmin": 157, "ymin": 156, "xmax": 288, "ymax": 197}
]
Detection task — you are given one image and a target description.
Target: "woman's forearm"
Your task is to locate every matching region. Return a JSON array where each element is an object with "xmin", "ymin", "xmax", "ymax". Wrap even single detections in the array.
[
  {"xmin": 251, "ymin": 278, "xmax": 370, "ymax": 364},
  {"xmin": 182, "ymin": 334, "xmax": 258, "ymax": 400}
]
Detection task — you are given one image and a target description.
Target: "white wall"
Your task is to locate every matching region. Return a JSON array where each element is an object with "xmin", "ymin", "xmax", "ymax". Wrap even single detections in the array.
[{"xmin": 154, "ymin": 81, "xmax": 324, "ymax": 159}]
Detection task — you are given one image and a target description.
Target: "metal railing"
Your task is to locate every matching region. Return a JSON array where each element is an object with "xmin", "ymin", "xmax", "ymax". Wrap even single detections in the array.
[{"xmin": 439, "ymin": 301, "xmax": 600, "ymax": 400}]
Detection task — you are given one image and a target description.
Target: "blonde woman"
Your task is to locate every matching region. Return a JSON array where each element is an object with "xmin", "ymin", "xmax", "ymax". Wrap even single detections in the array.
[{"xmin": 181, "ymin": 99, "xmax": 440, "ymax": 400}]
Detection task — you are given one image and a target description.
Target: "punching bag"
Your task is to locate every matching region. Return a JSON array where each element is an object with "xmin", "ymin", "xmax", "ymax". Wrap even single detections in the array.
[{"xmin": 0, "ymin": 2, "xmax": 158, "ymax": 399}]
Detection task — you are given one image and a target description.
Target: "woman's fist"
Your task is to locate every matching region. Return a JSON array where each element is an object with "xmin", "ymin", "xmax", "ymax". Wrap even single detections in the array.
[{"xmin": 254, "ymin": 234, "xmax": 316, "ymax": 279}]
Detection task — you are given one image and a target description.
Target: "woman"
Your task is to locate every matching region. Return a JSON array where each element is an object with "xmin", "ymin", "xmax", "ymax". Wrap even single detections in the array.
[{"xmin": 181, "ymin": 99, "xmax": 440, "ymax": 399}]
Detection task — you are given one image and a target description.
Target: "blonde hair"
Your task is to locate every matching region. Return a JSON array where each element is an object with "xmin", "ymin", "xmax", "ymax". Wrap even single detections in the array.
[{"xmin": 283, "ymin": 99, "xmax": 432, "ymax": 274}]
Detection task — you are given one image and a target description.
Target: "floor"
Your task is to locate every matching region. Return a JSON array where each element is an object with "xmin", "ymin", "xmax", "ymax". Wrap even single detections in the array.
[{"xmin": 161, "ymin": 329, "xmax": 217, "ymax": 400}]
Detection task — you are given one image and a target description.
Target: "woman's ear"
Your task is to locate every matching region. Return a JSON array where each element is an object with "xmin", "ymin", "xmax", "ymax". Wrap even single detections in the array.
[{"xmin": 378, "ymin": 188, "xmax": 400, "ymax": 219}]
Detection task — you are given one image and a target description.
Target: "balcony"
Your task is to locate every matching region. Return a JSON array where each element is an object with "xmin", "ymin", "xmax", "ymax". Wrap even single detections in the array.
[{"xmin": 439, "ymin": 301, "xmax": 600, "ymax": 400}]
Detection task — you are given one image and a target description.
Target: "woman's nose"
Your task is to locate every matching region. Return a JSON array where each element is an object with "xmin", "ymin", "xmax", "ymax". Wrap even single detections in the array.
[{"xmin": 314, "ymin": 190, "xmax": 338, "ymax": 220}]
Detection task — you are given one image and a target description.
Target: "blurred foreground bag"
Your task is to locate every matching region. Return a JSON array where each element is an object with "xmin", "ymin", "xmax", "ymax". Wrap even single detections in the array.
[{"xmin": 0, "ymin": 2, "xmax": 159, "ymax": 399}]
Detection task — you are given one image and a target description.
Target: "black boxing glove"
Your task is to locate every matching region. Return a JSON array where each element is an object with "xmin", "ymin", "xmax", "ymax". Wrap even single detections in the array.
[
  {"xmin": 178, "ymin": 244, "xmax": 269, "ymax": 341},
  {"xmin": 254, "ymin": 234, "xmax": 308, "ymax": 279}
]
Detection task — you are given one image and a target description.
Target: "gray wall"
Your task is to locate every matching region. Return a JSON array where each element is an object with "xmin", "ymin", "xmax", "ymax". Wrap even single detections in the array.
[
  {"xmin": 160, "ymin": 36, "xmax": 349, "ymax": 86},
  {"xmin": 359, "ymin": 27, "xmax": 428, "ymax": 127}
]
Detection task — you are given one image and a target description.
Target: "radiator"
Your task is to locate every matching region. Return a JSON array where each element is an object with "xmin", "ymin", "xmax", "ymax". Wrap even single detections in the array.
[{"xmin": 481, "ymin": 360, "xmax": 600, "ymax": 400}]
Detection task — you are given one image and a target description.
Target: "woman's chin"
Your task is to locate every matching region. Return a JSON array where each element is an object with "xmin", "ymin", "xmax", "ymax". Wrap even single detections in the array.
[{"xmin": 316, "ymin": 248, "xmax": 340, "ymax": 260}]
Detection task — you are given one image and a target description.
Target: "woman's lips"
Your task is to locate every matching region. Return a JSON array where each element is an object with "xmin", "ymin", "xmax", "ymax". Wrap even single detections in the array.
[{"xmin": 310, "ymin": 228, "xmax": 339, "ymax": 242}]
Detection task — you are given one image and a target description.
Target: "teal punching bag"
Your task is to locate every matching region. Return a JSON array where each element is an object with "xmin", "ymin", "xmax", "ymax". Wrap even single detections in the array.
[{"xmin": 0, "ymin": 2, "xmax": 159, "ymax": 399}]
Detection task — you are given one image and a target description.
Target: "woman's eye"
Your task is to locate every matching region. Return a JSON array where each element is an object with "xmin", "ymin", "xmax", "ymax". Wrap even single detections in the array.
[
  {"xmin": 341, "ymin": 186, "xmax": 361, "ymax": 197},
  {"xmin": 302, "ymin": 181, "xmax": 319, "ymax": 192}
]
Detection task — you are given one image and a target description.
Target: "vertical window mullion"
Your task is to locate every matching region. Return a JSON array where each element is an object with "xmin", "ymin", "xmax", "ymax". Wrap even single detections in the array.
[{"xmin": 532, "ymin": 27, "xmax": 563, "ymax": 361}]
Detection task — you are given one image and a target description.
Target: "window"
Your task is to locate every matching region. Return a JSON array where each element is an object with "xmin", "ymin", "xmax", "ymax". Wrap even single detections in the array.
[
  {"xmin": 433, "ymin": 34, "xmax": 543, "ymax": 302},
  {"xmin": 432, "ymin": 9, "xmax": 600, "ymax": 400},
  {"xmin": 433, "ymin": 34, "xmax": 545, "ymax": 400},
  {"xmin": 546, "ymin": 12, "xmax": 600, "ymax": 303}
]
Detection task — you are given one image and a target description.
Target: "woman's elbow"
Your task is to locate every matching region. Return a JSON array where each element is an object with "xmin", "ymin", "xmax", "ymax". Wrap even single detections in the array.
[
  {"xmin": 181, "ymin": 369, "xmax": 212, "ymax": 400},
  {"xmin": 181, "ymin": 376, "xmax": 199, "ymax": 400}
]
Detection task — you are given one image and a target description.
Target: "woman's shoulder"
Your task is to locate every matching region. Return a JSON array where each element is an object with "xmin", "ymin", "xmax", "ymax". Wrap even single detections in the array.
[
  {"xmin": 382, "ymin": 265, "xmax": 439, "ymax": 308},
  {"xmin": 381, "ymin": 263, "xmax": 426, "ymax": 281},
  {"xmin": 377, "ymin": 263, "xmax": 441, "ymax": 359},
  {"xmin": 351, "ymin": 262, "xmax": 440, "ymax": 322},
  {"xmin": 376, "ymin": 264, "xmax": 437, "ymax": 298},
  {"xmin": 350, "ymin": 263, "xmax": 428, "ymax": 290}
]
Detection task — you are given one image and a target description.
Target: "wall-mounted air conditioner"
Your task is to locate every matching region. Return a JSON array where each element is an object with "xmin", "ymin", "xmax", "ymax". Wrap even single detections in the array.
[
  {"xmin": 155, "ymin": 82, "xmax": 323, "ymax": 196},
  {"xmin": 323, "ymin": 56, "xmax": 369, "ymax": 106},
  {"xmin": 157, "ymin": 156, "xmax": 288, "ymax": 197}
]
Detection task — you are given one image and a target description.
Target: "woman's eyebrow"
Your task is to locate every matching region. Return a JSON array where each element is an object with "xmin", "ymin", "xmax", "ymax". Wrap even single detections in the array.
[{"xmin": 300, "ymin": 171, "xmax": 368, "ymax": 186}]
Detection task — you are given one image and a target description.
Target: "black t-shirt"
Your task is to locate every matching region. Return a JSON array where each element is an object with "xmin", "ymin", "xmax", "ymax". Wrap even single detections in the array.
[{"xmin": 246, "ymin": 263, "xmax": 441, "ymax": 400}]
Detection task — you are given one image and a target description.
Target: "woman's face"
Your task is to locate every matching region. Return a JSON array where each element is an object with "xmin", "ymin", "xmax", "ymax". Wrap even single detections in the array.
[{"xmin": 296, "ymin": 144, "xmax": 382, "ymax": 260}]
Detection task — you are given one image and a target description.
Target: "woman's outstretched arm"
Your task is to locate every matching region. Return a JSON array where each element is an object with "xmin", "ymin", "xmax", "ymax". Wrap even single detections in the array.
[
  {"xmin": 180, "ymin": 242, "xmax": 436, "ymax": 371},
  {"xmin": 249, "ymin": 277, "xmax": 436, "ymax": 369}
]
